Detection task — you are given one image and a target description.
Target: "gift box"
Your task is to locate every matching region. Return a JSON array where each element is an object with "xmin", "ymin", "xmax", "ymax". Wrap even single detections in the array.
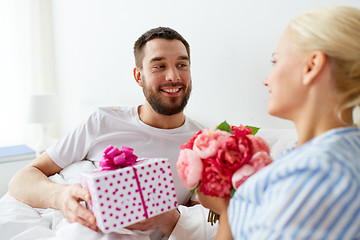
[{"xmin": 81, "ymin": 158, "xmax": 178, "ymax": 233}]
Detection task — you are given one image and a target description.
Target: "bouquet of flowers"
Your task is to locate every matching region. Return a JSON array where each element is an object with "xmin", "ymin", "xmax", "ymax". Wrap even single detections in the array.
[{"xmin": 176, "ymin": 121, "xmax": 272, "ymax": 224}]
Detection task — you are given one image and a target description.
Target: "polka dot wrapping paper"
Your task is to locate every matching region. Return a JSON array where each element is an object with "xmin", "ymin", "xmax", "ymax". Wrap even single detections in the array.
[{"xmin": 81, "ymin": 158, "xmax": 178, "ymax": 233}]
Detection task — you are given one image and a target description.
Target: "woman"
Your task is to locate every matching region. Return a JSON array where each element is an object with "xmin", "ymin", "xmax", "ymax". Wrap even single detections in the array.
[{"xmin": 197, "ymin": 6, "xmax": 360, "ymax": 239}]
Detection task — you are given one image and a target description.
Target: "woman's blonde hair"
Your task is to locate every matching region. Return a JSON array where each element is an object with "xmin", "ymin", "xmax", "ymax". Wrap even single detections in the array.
[{"xmin": 288, "ymin": 6, "xmax": 360, "ymax": 126}]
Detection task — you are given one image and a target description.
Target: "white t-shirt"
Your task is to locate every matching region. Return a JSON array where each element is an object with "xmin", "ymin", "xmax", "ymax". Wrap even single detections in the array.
[
  {"xmin": 47, "ymin": 105, "xmax": 204, "ymax": 206},
  {"xmin": 47, "ymin": 106, "xmax": 218, "ymax": 240}
]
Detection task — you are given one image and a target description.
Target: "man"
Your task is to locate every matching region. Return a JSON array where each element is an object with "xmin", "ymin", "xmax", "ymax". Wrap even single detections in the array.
[{"xmin": 9, "ymin": 27, "xmax": 217, "ymax": 239}]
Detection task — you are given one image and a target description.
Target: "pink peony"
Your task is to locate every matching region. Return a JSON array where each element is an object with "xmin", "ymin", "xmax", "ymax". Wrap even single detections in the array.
[
  {"xmin": 193, "ymin": 129, "xmax": 230, "ymax": 159},
  {"xmin": 249, "ymin": 135, "xmax": 270, "ymax": 155},
  {"xmin": 215, "ymin": 135, "xmax": 252, "ymax": 172},
  {"xmin": 231, "ymin": 164, "xmax": 255, "ymax": 189},
  {"xmin": 200, "ymin": 158, "xmax": 233, "ymax": 198},
  {"xmin": 181, "ymin": 130, "xmax": 202, "ymax": 150},
  {"xmin": 176, "ymin": 149, "xmax": 203, "ymax": 189},
  {"xmin": 231, "ymin": 124, "xmax": 252, "ymax": 137},
  {"xmin": 231, "ymin": 151, "xmax": 272, "ymax": 190},
  {"xmin": 249, "ymin": 151, "xmax": 272, "ymax": 171}
]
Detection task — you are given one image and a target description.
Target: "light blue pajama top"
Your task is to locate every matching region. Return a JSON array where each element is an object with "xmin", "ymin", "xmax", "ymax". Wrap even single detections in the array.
[{"xmin": 228, "ymin": 127, "xmax": 360, "ymax": 239}]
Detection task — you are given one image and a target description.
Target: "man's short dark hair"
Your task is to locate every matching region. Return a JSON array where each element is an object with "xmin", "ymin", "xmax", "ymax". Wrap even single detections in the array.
[{"xmin": 134, "ymin": 27, "xmax": 190, "ymax": 68}]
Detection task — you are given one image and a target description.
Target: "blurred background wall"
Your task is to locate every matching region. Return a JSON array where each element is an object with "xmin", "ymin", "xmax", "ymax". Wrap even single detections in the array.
[{"xmin": 1, "ymin": 0, "xmax": 359, "ymax": 147}]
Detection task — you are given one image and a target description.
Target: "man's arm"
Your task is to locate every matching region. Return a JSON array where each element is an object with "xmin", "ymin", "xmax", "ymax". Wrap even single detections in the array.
[{"xmin": 8, "ymin": 152, "xmax": 98, "ymax": 231}]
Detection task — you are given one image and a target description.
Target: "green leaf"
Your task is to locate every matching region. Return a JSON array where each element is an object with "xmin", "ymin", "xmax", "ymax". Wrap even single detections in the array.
[
  {"xmin": 245, "ymin": 125, "xmax": 260, "ymax": 135},
  {"xmin": 217, "ymin": 121, "xmax": 232, "ymax": 134},
  {"xmin": 190, "ymin": 181, "xmax": 201, "ymax": 195},
  {"xmin": 230, "ymin": 187, "xmax": 236, "ymax": 197}
]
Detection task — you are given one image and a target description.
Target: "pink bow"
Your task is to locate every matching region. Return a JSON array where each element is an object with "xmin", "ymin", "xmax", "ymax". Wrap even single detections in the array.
[{"xmin": 99, "ymin": 145, "xmax": 138, "ymax": 170}]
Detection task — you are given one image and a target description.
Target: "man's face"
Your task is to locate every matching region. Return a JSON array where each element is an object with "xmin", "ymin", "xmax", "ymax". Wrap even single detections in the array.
[{"xmin": 138, "ymin": 39, "xmax": 192, "ymax": 115}]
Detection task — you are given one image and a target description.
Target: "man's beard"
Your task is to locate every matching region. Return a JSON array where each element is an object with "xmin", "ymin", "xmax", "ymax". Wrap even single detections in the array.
[{"xmin": 142, "ymin": 78, "xmax": 192, "ymax": 116}]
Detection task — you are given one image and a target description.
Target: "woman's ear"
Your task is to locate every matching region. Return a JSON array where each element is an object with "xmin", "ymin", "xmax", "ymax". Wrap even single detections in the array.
[
  {"xmin": 303, "ymin": 51, "xmax": 327, "ymax": 85},
  {"xmin": 133, "ymin": 67, "xmax": 143, "ymax": 87}
]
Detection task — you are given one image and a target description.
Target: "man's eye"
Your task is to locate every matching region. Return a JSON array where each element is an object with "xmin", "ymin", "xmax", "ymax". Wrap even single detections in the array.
[
  {"xmin": 178, "ymin": 63, "xmax": 187, "ymax": 68},
  {"xmin": 154, "ymin": 65, "xmax": 165, "ymax": 69},
  {"xmin": 271, "ymin": 60, "xmax": 276, "ymax": 65}
]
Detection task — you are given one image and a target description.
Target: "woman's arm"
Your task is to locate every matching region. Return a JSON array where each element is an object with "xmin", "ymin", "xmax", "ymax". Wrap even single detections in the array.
[
  {"xmin": 216, "ymin": 209, "xmax": 233, "ymax": 240},
  {"xmin": 196, "ymin": 189, "xmax": 233, "ymax": 240}
]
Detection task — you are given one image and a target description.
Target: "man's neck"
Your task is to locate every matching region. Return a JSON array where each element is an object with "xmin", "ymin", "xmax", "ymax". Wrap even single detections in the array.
[{"xmin": 138, "ymin": 105, "xmax": 186, "ymax": 129}]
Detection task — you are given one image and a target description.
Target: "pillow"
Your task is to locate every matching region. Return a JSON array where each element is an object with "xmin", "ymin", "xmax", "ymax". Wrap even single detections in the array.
[{"xmin": 257, "ymin": 128, "xmax": 297, "ymax": 159}]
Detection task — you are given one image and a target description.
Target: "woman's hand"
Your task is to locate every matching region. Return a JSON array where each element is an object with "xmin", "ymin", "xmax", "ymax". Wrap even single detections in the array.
[
  {"xmin": 196, "ymin": 189, "xmax": 233, "ymax": 240},
  {"xmin": 195, "ymin": 188, "xmax": 230, "ymax": 215}
]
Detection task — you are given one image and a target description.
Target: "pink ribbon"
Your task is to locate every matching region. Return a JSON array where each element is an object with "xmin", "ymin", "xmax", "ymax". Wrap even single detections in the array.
[
  {"xmin": 132, "ymin": 166, "xmax": 148, "ymax": 218},
  {"xmin": 99, "ymin": 145, "xmax": 138, "ymax": 170}
]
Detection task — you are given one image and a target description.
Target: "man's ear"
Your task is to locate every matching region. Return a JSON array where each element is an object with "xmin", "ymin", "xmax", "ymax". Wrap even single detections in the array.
[
  {"xmin": 303, "ymin": 51, "xmax": 327, "ymax": 85},
  {"xmin": 133, "ymin": 67, "xmax": 143, "ymax": 87}
]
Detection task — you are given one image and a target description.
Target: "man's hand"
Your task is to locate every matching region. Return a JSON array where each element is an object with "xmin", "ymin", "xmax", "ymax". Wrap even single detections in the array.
[
  {"xmin": 126, "ymin": 209, "xmax": 180, "ymax": 236},
  {"xmin": 9, "ymin": 153, "xmax": 98, "ymax": 231},
  {"xmin": 57, "ymin": 183, "xmax": 98, "ymax": 231}
]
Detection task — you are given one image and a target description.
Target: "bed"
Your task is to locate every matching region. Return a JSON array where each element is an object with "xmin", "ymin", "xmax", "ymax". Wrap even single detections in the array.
[{"xmin": 0, "ymin": 128, "xmax": 297, "ymax": 240}]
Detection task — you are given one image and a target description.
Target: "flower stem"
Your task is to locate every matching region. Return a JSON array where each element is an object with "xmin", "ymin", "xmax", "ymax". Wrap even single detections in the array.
[{"xmin": 207, "ymin": 210, "xmax": 219, "ymax": 226}]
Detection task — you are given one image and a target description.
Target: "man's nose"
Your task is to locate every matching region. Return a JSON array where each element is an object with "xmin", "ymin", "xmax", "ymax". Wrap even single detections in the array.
[{"xmin": 165, "ymin": 67, "xmax": 180, "ymax": 81}]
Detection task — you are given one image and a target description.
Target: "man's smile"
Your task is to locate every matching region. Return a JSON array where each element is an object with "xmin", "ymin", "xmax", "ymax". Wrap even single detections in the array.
[{"xmin": 161, "ymin": 87, "xmax": 182, "ymax": 94}]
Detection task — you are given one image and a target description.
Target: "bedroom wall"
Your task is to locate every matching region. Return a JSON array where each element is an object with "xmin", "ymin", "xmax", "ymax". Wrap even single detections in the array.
[{"xmin": 50, "ymin": 0, "xmax": 360, "ymax": 137}]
